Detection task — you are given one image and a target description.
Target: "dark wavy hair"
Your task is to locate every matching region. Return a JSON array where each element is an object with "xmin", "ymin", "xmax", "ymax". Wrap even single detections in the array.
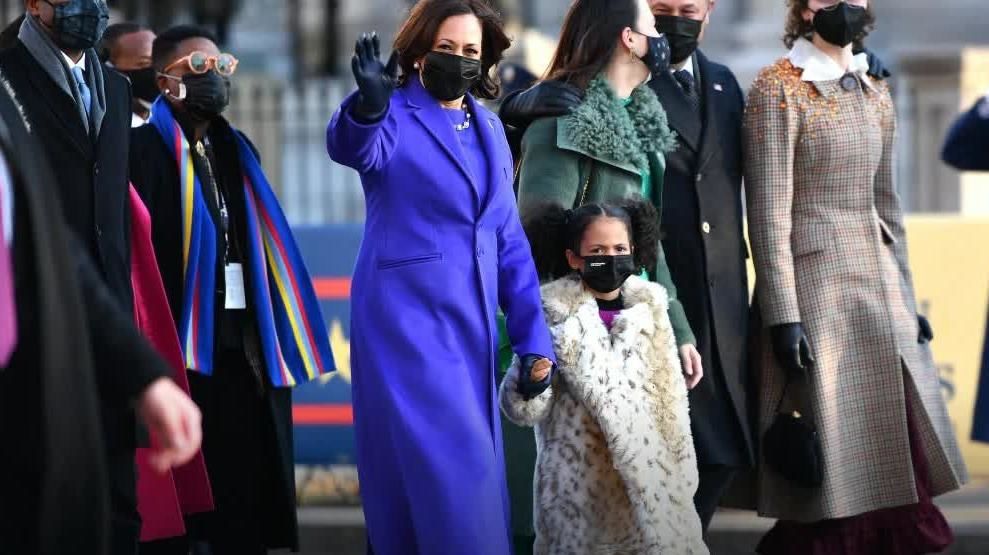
[
  {"xmin": 544, "ymin": 0, "xmax": 642, "ymax": 91},
  {"xmin": 393, "ymin": 0, "xmax": 510, "ymax": 100},
  {"xmin": 783, "ymin": 0, "xmax": 875, "ymax": 49},
  {"xmin": 523, "ymin": 197, "xmax": 660, "ymax": 281}
]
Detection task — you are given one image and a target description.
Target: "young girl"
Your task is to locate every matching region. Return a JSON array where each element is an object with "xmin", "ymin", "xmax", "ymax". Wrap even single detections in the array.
[{"xmin": 500, "ymin": 198, "xmax": 708, "ymax": 555}]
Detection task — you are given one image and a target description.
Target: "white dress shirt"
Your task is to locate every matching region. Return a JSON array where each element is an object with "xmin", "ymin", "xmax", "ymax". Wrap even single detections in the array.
[
  {"xmin": 672, "ymin": 54, "xmax": 695, "ymax": 79},
  {"xmin": 61, "ymin": 50, "xmax": 86, "ymax": 72}
]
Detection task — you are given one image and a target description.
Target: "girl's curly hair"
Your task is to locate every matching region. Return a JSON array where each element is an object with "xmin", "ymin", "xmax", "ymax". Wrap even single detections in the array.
[
  {"xmin": 783, "ymin": 0, "xmax": 875, "ymax": 50},
  {"xmin": 522, "ymin": 196, "xmax": 660, "ymax": 281}
]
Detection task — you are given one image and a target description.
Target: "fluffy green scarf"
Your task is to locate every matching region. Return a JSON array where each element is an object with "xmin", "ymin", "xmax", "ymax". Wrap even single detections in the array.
[{"xmin": 563, "ymin": 76, "xmax": 677, "ymax": 173}]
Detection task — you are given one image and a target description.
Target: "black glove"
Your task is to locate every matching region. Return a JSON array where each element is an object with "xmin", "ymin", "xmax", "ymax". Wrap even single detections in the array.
[
  {"xmin": 918, "ymin": 315, "xmax": 934, "ymax": 344},
  {"xmin": 517, "ymin": 354, "xmax": 553, "ymax": 401},
  {"xmin": 770, "ymin": 323, "xmax": 816, "ymax": 378},
  {"xmin": 499, "ymin": 80, "xmax": 583, "ymax": 131},
  {"xmin": 350, "ymin": 32, "xmax": 399, "ymax": 123},
  {"xmin": 855, "ymin": 46, "xmax": 892, "ymax": 80}
]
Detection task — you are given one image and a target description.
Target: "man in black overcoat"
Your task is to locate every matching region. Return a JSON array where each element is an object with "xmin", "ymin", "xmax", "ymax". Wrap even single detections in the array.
[{"xmin": 0, "ymin": 3, "xmax": 202, "ymax": 553}]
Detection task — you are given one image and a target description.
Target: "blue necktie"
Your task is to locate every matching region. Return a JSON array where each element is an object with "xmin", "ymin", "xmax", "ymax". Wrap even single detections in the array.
[{"xmin": 71, "ymin": 65, "xmax": 91, "ymax": 118}]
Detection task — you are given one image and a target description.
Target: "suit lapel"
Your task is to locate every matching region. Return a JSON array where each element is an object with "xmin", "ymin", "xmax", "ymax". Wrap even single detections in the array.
[
  {"xmin": 467, "ymin": 95, "xmax": 503, "ymax": 218},
  {"xmin": 696, "ymin": 51, "xmax": 723, "ymax": 172},
  {"xmin": 14, "ymin": 45, "xmax": 90, "ymax": 156},
  {"xmin": 651, "ymin": 71, "xmax": 701, "ymax": 153},
  {"xmin": 405, "ymin": 80, "xmax": 480, "ymax": 209}
]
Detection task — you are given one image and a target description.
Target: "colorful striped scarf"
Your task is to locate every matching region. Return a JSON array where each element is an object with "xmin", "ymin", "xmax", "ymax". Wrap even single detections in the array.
[{"xmin": 149, "ymin": 98, "xmax": 335, "ymax": 387}]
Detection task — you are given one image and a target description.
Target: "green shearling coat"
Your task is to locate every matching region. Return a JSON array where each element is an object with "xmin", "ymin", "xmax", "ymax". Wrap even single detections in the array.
[
  {"xmin": 499, "ymin": 76, "xmax": 696, "ymax": 546},
  {"xmin": 517, "ymin": 76, "xmax": 693, "ymax": 345}
]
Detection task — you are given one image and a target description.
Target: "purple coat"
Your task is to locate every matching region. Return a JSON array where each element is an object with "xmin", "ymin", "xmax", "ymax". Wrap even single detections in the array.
[{"xmin": 326, "ymin": 78, "xmax": 554, "ymax": 555}]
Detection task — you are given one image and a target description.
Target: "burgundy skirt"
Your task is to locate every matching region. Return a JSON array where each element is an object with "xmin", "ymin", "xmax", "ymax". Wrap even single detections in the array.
[{"xmin": 757, "ymin": 400, "xmax": 954, "ymax": 555}]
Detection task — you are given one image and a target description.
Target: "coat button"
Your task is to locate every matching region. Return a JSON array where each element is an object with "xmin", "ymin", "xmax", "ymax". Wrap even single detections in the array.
[
  {"xmin": 702, "ymin": 222, "xmax": 711, "ymax": 234},
  {"xmin": 696, "ymin": 173, "xmax": 703, "ymax": 183},
  {"xmin": 477, "ymin": 247, "xmax": 484, "ymax": 257},
  {"xmin": 95, "ymin": 225, "xmax": 103, "ymax": 238},
  {"xmin": 93, "ymin": 164, "xmax": 99, "ymax": 177}
]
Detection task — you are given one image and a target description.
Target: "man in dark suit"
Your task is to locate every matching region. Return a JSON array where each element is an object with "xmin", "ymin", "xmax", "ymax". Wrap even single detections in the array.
[{"xmin": 0, "ymin": 3, "xmax": 202, "ymax": 554}]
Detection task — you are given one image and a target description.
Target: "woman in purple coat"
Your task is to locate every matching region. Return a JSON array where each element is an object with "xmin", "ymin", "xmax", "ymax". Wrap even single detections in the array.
[{"xmin": 325, "ymin": 1, "xmax": 555, "ymax": 553}]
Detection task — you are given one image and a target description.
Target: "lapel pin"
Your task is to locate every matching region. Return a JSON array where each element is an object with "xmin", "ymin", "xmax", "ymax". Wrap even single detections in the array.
[{"xmin": 713, "ymin": 83, "xmax": 723, "ymax": 92}]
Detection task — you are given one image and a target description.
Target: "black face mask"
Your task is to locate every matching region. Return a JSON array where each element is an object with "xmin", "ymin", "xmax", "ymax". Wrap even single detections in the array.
[
  {"xmin": 635, "ymin": 32, "xmax": 672, "ymax": 78},
  {"xmin": 182, "ymin": 71, "xmax": 230, "ymax": 122},
  {"xmin": 42, "ymin": 0, "xmax": 109, "ymax": 51},
  {"xmin": 420, "ymin": 51, "xmax": 482, "ymax": 102},
  {"xmin": 121, "ymin": 66, "xmax": 159, "ymax": 104},
  {"xmin": 813, "ymin": 2, "xmax": 868, "ymax": 48},
  {"xmin": 655, "ymin": 15, "xmax": 703, "ymax": 66},
  {"xmin": 579, "ymin": 255, "xmax": 637, "ymax": 294}
]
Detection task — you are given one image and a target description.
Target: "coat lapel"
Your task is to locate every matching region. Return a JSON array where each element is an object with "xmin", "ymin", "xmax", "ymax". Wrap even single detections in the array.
[
  {"xmin": 696, "ymin": 51, "xmax": 724, "ymax": 172},
  {"xmin": 16, "ymin": 45, "xmax": 90, "ymax": 156},
  {"xmin": 650, "ymin": 71, "xmax": 701, "ymax": 153},
  {"xmin": 405, "ymin": 79, "xmax": 480, "ymax": 208},
  {"xmin": 466, "ymin": 94, "xmax": 504, "ymax": 218}
]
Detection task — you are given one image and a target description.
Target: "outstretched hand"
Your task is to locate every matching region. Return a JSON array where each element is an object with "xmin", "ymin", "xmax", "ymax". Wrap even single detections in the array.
[{"xmin": 350, "ymin": 32, "xmax": 399, "ymax": 121}]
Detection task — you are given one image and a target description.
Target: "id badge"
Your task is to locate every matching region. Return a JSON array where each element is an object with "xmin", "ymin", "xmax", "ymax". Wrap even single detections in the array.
[{"xmin": 224, "ymin": 263, "xmax": 247, "ymax": 310}]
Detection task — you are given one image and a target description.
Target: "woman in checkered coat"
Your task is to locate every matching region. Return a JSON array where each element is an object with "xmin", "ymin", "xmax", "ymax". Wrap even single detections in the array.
[{"xmin": 742, "ymin": 1, "xmax": 968, "ymax": 553}]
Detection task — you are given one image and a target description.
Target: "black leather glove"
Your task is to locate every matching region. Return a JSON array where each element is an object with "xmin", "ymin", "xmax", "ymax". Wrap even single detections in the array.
[
  {"xmin": 499, "ymin": 80, "xmax": 583, "ymax": 131},
  {"xmin": 770, "ymin": 323, "xmax": 816, "ymax": 378},
  {"xmin": 349, "ymin": 32, "xmax": 399, "ymax": 123},
  {"xmin": 517, "ymin": 354, "xmax": 554, "ymax": 401},
  {"xmin": 855, "ymin": 46, "xmax": 892, "ymax": 80},
  {"xmin": 918, "ymin": 315, "xmax": 934, "ymax": 344}
]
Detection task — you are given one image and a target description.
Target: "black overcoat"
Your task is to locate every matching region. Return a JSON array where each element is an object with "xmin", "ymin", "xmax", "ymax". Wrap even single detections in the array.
[{"xmin": 651, "ymin": 50, "xmax": 754, "ymax": 467}]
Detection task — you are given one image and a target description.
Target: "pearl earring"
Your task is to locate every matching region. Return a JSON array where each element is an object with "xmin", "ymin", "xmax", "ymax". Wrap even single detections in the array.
[{"xmin": 414, "ymin": 62, "xmax": 420, "ymax": 69}]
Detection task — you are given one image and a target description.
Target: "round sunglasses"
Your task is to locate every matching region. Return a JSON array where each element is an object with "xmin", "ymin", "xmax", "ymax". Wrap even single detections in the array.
[{"xmin": 163, "ymin": 51, "xmax": 239, "ymax": 77}]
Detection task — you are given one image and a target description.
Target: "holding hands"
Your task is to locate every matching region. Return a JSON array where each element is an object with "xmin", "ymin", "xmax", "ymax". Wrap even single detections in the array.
[
  {"xmin": 518, "ymin": 355, "xmax": 554, "ymax": 400},
  {"xmin": 351, "ymin": 32, "xmax": 399, "ymax": 121}
]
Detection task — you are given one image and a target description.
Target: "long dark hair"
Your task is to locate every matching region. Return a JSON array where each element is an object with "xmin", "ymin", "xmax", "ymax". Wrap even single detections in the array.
[
  {"xmin": 523, "ymin": 197, "xmax": 660, "ymax": 281},
  {"xmin": 393, "ymin": 0, "xmax": 510, "ymax": 100},
  {"xmin": 544, "ymin": 0, "xmax": 642, "ymax": 91},
  {"xmin": 783, "ymin": 0, "xmax": 876, "ymax": 49}
]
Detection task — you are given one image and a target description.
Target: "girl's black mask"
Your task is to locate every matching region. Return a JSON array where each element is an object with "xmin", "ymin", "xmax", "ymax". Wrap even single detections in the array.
[
  {"xmin": 43, "ymin": 0, "xmax": 109, "ymax": 51},
  {"xmin": 813, "ymin": 2, "xmax": 868, "ymax": 48},
  {"xmin": 121, "ymin": 66, "xmax": 159, "ymax": 104},
  {"xmin": 420, "ymin": 51, "xmax": 482, "ymax": 102},
  {"xmin": 580, "ymin": 255, "xmax": 637, "ymax": 294},
  {"xmin": 654, "ymin": 15, "xmax": 703, "ymax": 66},
  {"xmin": 183, "ymin": 71, "xmax": 230, "ymax": 122}
]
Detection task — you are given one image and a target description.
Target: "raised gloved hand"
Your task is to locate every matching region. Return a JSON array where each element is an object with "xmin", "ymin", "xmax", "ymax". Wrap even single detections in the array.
[
  {"xmin": 918, "ymin": 314, "xmax": 934, "ymax": 344},
  {"xmin": 350, "ymin": 32, "xmax": 399, "ymax": 122},
  {"xmin": 499, "ymin": 80, "xmax": 583, "ymax": 130},
  {"xmin": 855, "ymin": 46, "xmax": 891, "ymax": 80},
  {"xmin": 771, "ymin": 323, "xmax": 816, "ymax": 378},
  {"xmin": 517, "ymin": 354, "xmax": 554, "ymax": 400}
]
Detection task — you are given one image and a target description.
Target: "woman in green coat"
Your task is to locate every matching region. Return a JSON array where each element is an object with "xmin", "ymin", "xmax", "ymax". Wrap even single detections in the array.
[{"xmin": 498, "ymin": 0, "xmax": 704, "ymax": 552}]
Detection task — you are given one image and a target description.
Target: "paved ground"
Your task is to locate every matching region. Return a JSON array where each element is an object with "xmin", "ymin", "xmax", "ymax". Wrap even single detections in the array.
[{"xmin": 289, "ymin": 481, "xmax": 989, "ymax": 555}]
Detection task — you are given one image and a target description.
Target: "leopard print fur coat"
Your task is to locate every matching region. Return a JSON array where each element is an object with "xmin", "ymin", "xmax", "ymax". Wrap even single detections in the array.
[{"xmin": 500, "ymin": 275, "xmax": 707, "ymax": 555}]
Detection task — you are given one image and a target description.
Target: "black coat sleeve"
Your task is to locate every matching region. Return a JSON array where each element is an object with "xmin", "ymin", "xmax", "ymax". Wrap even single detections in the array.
[
  {"xmin": 942, "ymin": 97, "xmax": 989, "ymax": 171},
  {"xmin": 71, "ymin": 234, "xmax": 169, "ymax": 404}
]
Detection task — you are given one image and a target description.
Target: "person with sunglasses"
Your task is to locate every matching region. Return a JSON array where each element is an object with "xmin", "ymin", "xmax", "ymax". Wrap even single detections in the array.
[
  {"xmin": 130, "ymin": 25, "xmax": 335, "ymax": 555},
  {"xmin": 743, "ymin": 1, "xmax": 968, "ymax": 553}
]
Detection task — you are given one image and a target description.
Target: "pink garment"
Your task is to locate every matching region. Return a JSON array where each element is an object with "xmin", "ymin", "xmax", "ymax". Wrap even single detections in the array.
[
  {"xmin": 0, "ymin": 164, "xmax": 16, "ymax": 366},
  {"xmin": 129, "ymin": 185, "xmax": 214, "ymax": 541}
]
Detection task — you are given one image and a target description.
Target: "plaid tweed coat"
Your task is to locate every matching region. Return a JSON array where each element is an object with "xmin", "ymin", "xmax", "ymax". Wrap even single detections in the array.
[{"xmin": 742, "ymin": 58, "xmax": 968, "ymax": 522}]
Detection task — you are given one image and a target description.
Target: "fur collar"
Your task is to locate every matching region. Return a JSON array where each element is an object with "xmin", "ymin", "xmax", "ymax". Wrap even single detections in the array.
[
  {"xmin": 562, "ymin": 76, "xmax": 677, "ymax": 172},
  {"xmin": 541, "ymin": 274, "xmax": 668, "ymax": 329}
]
